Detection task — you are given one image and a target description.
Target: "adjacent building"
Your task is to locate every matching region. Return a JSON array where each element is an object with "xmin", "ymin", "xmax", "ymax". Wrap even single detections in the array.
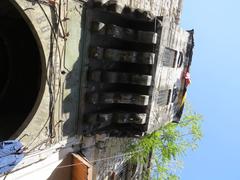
[{"xmin": 0, "ymin": 0, "xmax": 193, "ymax": 179}]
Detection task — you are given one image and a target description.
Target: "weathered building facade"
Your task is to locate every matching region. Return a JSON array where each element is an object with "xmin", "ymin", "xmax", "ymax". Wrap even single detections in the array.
[{"xmin": 0, "ymin": 0, "xmax": 193, "ymax": 179}]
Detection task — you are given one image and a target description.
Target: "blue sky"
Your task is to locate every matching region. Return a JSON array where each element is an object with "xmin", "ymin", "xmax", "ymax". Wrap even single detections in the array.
[{"xmin": 180, "ymin": 0, "xmax": 240, "ymax": 179}]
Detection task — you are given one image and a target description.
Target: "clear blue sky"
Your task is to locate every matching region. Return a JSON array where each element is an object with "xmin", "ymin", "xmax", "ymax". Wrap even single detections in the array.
[{"xmin": 180, "ymin": 0, "xmax": 240, "ymax": 179}]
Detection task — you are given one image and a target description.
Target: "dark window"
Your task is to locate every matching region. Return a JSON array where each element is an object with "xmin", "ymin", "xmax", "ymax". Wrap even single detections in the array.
[
  {"xmin": 162, "ymin": 48, "xmax": 177, "ymax": 67},
  {"xmin": 177, "ymin": 52, "xmax": 183, "ymax": 68},
  {"xmin": 157, "ymin": 89, "xmax": 171, "ymax": 106},
  {"xmin": 171, "ymin": 86, "xmax": 178, "ymax": 103},
  {"xmin": 184, "ymin": 57, "xmax": 190, "ymax": 67}
]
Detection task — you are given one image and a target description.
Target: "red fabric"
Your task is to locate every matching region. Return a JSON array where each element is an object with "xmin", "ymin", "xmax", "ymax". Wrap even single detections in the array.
[{"xmin": 185, "ymin": 72, "xmax": 191, "ymax": 86}]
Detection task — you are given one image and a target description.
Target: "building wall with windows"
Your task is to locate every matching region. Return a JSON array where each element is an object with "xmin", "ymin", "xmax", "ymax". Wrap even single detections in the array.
[
  {"xmin": 147, "ymin": 16, "xmax": 193, "ymax": 132},
  {"xmin": 80, "ymin": 0, "xmax": 194, "ymax": 179},
  {"xmin": 0, "ymin": 0, "xmax": 193, "ymax": 179}
]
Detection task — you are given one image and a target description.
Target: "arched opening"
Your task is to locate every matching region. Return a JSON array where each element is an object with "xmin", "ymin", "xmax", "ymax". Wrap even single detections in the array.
[{"xmin": 0, "ymin": 1, "xmax": 45, "ymax": 141}]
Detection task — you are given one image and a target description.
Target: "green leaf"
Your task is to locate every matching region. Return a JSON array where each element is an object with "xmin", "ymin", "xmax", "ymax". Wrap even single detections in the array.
[{"xmin": 126, "ymin": 103, "xmax": 203, "ymax": 179}]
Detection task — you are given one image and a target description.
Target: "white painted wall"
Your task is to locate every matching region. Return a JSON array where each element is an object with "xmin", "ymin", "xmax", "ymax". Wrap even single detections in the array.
[{"xmin": 0, "ymin": 138, "xmax": 80, "ymax": 180}]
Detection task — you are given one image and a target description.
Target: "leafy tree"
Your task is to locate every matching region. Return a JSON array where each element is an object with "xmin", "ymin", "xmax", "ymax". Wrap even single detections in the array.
[{"xmin": 126, "ymin": 105, "xmax": 203, "ymax": 179}]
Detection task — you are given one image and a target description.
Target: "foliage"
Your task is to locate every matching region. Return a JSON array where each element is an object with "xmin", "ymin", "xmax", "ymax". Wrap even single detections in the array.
[{"xmin": 126, "ymin": 105, "xmax": 203, "ymax": 179}]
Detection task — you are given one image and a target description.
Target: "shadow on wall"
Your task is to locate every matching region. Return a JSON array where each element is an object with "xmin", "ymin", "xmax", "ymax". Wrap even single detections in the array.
[
  {"xmin": 62, "ymin": 2, "xmax": 87, "ymax": 137},
  {"xmin": 63, "ymin": 0, "xmax": 157, "ymax": 137},
  {"xmin": 62, "ymin": 59, "xmax": 81, "ymax": 137}
]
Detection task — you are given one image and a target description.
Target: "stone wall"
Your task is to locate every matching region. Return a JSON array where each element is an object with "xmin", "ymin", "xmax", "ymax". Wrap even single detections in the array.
[
  {"xmin": 79, "ymin": 0, "xmax": 193, "ymax": 179},
  {"xmin": 3, "ymin": 0, "xmax": 192, "ymax": 179}
]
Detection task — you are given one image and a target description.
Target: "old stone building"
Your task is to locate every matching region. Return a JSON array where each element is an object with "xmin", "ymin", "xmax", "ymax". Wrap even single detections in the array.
[{"xmin": 0, "ymin": 0, "xmax": 193, "ymax": 179}]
